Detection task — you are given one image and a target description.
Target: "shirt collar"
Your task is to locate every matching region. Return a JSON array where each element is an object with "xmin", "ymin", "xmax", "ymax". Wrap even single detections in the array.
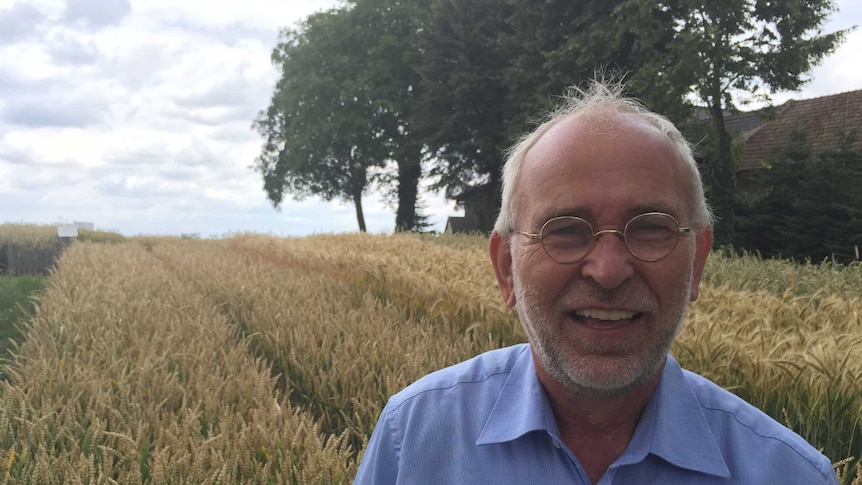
[
  {"xmin": 638, "ymin": 355, "xmax": 731, "ymax": 477},
  {"xmin": 476, "ymin": 345, "xmax": 556, "ymax": 445},
  {"xmin": 475, "ymin": 348, "xmax": 730, "ymax": 478}
]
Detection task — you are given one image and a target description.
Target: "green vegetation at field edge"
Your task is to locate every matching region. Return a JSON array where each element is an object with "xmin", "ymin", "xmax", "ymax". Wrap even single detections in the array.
[{"xmin": 0, "ymin": 275, "xmax": 49, "ymax": 362}]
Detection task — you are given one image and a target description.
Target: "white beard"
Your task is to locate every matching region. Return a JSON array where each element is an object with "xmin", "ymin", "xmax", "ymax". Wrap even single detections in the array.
[{"xmin": 513, "ymin": 269, "xmax": 692, "ymax": 399}]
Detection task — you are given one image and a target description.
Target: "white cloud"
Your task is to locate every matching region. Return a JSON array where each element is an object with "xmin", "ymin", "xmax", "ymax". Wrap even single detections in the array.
[
  {"xmin": 45, "ymin": 30, "xmax": 100, "ymax": 65},
  {"xmin": 3, "ymin": 86, "xmax": 110, "ymax": 127},
  {"xmin": 62, "ymin": 0, "xmax": 131, "ymax": 31},
  {"xmin": 0, "ymin": 1, "xmax": 48, "ymax": 44}
]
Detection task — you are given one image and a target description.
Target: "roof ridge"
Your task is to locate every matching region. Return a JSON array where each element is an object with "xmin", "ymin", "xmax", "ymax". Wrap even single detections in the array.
[{"xmin": 777, "ymin": 88, "xmax": 862, "ymax": 105}]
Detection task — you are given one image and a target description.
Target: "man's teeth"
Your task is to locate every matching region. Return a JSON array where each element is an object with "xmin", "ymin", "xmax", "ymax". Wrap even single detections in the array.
[{"xmin": 576, "ymin": 309, "xmax": 637, "ymax": 321}]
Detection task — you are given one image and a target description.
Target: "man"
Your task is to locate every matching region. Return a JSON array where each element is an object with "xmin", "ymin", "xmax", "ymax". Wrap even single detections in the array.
[{"xmin": 354, "ymin": 80, "xmax": 838, "ymax": 484}]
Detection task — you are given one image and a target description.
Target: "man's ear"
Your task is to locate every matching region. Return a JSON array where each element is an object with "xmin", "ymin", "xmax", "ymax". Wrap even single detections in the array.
[
  {"xmin": 689, "ymin": 226, "xmax": 713, "ymax": 302},
  {"xmin": 490, "ymin": 232, "xmax": 517, "ymax": 307}
]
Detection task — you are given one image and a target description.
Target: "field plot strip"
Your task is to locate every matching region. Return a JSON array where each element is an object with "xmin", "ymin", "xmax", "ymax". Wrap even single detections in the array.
[{"xmin": 0, "ymin": 241, "xmax": 355, "ymax": 483}]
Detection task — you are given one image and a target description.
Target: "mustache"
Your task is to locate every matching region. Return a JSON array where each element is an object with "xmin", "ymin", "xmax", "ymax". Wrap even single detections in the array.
[
  {"xmin": 511, "ymin": 269, "xmax": 669, "ymax": 313},
  {"xmin": 553, "ymin": 281, "xmax": 658, "ymax": 311}
]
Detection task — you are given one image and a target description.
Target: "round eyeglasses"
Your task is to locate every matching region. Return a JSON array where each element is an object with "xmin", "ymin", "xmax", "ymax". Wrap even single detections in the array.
[{"xmin": 513, "ymin": 212, "xmax": 692, "ymax": 263}]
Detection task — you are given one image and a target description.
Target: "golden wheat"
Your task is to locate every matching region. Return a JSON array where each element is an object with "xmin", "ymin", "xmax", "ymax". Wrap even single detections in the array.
[
  {"xmin": 0, "ymin": 224, "xmax": 59, "ymax": 249},
  {"xmin": 0, "ymin": 241, "xmax": 355, "ymax": 483},
  {"xmin": 0, "ymin": 233, "xmax": 858, "ymax": 483}
]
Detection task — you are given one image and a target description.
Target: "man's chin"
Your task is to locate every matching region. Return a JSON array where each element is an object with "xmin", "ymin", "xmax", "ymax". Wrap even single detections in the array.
[{"xmin": 545, "ymin": 351, "xmax": 665, "ymax": 398}]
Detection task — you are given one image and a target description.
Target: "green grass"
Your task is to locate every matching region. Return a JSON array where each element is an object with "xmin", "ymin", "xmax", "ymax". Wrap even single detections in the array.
[{"xmin": 0, "ymin": 275, "xmax": 49, "ymax": 366}]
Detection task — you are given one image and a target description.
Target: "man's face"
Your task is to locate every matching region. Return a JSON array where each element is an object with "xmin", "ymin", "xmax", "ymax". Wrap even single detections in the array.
[{"xmin": 490, "ymin": 112, "xmax": 712, "ymax": 398}]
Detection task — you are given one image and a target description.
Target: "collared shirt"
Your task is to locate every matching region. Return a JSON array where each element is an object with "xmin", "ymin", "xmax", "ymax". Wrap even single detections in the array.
[{"xmin": 354, "ymin": 344, "xmax": 838, "ymax": 484}]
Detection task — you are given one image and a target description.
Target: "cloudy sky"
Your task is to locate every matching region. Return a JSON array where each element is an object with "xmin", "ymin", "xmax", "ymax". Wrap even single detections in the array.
[{"xmin": 1, "ymin": 0, "xmax": 860, "ymax": 237}]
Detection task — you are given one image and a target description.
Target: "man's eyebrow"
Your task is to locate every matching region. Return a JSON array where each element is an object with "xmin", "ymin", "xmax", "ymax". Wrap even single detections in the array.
[
  {"xmin": 536, "ymin": 206, "xmax": 591, "ymax": 223},
  {"xmin": 523, "ymin": 207, "xmax": 590, "ymax": 229},
  {"xmin": 627, "ymin": 203, "xmax": 681, "ymax": 217},
  {"xmin": 551, "ymin": 206, "xmax": 588, "ymax": 218}
]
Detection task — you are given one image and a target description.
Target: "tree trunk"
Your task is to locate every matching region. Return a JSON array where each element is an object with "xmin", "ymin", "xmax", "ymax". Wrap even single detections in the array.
[
  {"xmin": 353, "ymin": 189, "xmax": 367, "ymax": 233},
  {"xmin": 472, "ymin": 170, "xmax": 503, "ymax": 234},
  {"xmin": 708, "ymin": 95, "xmax": 736, "ymax": 247},
  {"xmin": 395, "ymin": 143, "xmax": 423, "ymax": 232}
]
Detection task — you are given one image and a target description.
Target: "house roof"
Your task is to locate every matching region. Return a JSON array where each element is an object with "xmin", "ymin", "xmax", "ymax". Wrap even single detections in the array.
[
  {"xmin": 737, "ymin": 89, "xmax": 862, "ymax": 171},
  {"xmin": 725, "ymin": 109, "xmax": 772, "ymax": 136},
  {"xmin": 444, "ymin": 216, "xmax": 478, "ymax": 234},
  {"xmin": 692, "ymin": 107, "xmax": 765, "ymax": 136}
]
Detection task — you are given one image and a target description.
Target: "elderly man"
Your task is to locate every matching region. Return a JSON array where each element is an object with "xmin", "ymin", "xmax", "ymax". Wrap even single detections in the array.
[{"xmin": 354, "ymin": 80, "xmax": 838, "ymax": 484}]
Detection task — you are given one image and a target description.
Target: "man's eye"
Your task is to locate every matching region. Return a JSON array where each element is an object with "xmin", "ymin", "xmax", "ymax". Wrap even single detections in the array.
[
  {"xmin": 629, "ymin": 223, "xmax": 673, "ymax": 239},
  {"xmin": 543, "ymin": 220, "xmax": 591, "ymax": 239},
  {"xmin": 551, "ymin": 225, "xmax": 585, "ymax": 235}
]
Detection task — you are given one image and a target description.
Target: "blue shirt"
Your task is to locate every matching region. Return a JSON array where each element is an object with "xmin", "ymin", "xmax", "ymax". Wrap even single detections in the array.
[{"xmin": 354, "ymin": 344, "xmax": 838, "ymax": 484}]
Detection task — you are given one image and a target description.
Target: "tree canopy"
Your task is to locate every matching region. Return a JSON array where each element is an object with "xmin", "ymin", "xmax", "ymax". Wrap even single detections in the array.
[
  {"xmin": 416, "ymin": 0, "xmax": 689, "ymax": 231},
  {"xmin": 253, "ymin": 8, "xmax": 389, "ymax": 232},
  {"xmin": 343, "ymin": 0, "xmax": 430, "ymax": 231},
  {"xmin": 255, "ymin": 0, "xmax": 850, "ymax": 247},
  {"xmin": 631, "ymin": 0, "xmax": 850, "ymax": 245}
]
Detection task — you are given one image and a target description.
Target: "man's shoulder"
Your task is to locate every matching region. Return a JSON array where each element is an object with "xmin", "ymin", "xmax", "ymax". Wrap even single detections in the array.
[
  {"xmin": 682, "ymin": 368, "xmax": 811, "ymax": 445},
  {"xmin": 681, "ymin": 368, "xmax": 836, "ymax": 481},
  {"xmin": 387, "ymin": 343, "xmax": 530, "ymax": 411}
]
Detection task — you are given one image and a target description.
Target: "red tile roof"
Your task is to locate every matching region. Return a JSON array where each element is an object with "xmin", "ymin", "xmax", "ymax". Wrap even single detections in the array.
[{"xmin": 736, "ymin": 89, "xmax": 862, "ymax": 171}]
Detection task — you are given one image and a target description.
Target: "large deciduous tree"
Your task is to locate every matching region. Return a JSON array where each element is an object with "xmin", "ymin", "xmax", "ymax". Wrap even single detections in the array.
[
  {"xmin": 415, "ymin": 0, "xmax": 515, "ymax": 233},
  {"xmin": 625, "ymin": 0, "xmax": 849, "ymax": 246},
  {"xmin": 345, "ymin": 0, "xmax": 430, "ymax": 232},
  {"xmin": 417, "ymin": 0, "xmax": 680, "ymax": 232},
  {"xmin": 504, "ymin": 0, "xmax": 690, "ymax": 123},
  {"xmin": 254, "ymin": 8, "xmax": 388, "ymax": 232},
  {"xmin": 255, "ymin": 1, "xmax": 431, "ymax": 233}
]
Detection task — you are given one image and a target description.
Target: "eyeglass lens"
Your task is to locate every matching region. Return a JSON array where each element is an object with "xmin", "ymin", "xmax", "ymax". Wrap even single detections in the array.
[{"xmin": 540, "ymin": 213, "xmax": 682, "ymax": 263}]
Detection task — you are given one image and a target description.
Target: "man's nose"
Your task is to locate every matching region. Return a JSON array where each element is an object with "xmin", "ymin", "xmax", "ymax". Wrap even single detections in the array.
[{"xmin": 579, "ymin": 231, "xmax": 634, "ymax": 289}]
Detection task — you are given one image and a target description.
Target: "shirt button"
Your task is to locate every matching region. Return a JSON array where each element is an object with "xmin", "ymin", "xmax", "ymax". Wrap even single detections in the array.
[{"xmin": 551, "ymin": 439, "xmax": 561, "ymax": 449}]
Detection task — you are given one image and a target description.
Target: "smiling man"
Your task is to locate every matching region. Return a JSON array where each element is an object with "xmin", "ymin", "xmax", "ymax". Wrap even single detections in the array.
[{"xmin": 354, "ymin": 79, "xmax": 839, "ymax": 484}]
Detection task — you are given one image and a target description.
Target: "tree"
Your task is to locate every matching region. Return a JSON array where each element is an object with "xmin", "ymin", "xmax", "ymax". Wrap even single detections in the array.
[
  {"xmin": 626, "ymin": 0, "xmax": 850, "ymax": 246},
  {"xmin": 734, "ymin": 129, "xmax": 862, "ymax": 263},
  {"xmin": 416, "ymin": 0, "xmax": 681, "ymax": 232},
  {"xmin": 505, "ymin": 0, "xmax": 691, "ymax": 123},
  {"xmin": 414, "ymin": 0, "xmax": 513, "ymax": 232},
  {"xmin": 256, "ymin": 1, "xmax": 434, "ymax": 233},
  {"xmin": 253, "ymin": 8, "xmax": 390, "ymax": 232},
  {"xmin": 345, "ymin": 0, "xmax": 431, "ymax": 232}
]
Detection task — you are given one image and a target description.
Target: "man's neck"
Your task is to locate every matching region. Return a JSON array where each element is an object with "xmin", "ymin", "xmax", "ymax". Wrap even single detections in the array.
[{"xmin": 535, "ymin": 362, "xmax": 662, "ymax": 484}]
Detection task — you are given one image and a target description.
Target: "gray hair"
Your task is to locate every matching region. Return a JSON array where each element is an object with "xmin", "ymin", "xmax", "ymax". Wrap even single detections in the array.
[{"xmin": 493, "ymin": 79, "xmax": 713, "ymax": 236}]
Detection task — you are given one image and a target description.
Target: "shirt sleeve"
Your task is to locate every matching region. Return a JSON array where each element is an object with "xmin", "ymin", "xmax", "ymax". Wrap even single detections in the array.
[{"xmin": 354, "ymin": 403, "xmax": 400, "ymax": 484}]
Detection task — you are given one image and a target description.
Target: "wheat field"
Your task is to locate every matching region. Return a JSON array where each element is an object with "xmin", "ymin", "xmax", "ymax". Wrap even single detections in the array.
[{"xmin": 0, "ymin": 233, "xmax": 859, "ymax": 484}]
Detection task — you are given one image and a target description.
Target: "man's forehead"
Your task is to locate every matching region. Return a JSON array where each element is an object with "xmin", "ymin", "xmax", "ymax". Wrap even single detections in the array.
[
  {"xmin": 532, "ymin": 110, "xmax": 666, "ymax": 152},
  {"xmin": 536, "ymin": 201, "xmax": 684, "ymax": 222},
  {"xmin": 515, "ymin": 111, "xmax": 692, "ymax": 225},
  {"xmin": 521, "ymin": 112, "xmax": 682, "ymax": 178}
]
